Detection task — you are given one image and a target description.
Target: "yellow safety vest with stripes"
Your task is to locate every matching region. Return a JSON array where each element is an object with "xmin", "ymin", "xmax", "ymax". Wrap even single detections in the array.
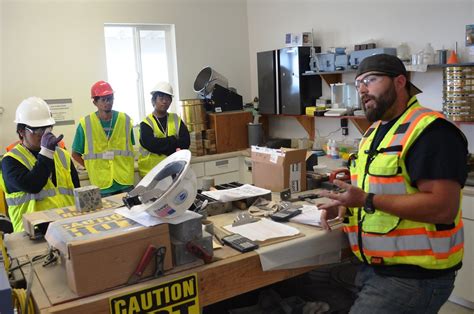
[
  {"xmin": 80, "ymin": 112, "xmax": 134, "ymax": 190},
  {"xmin": 138, "ymin": 113, "xmax": 180, "ymax": 177},
  {"xmin": 0, "ymin": 144, "xmax": 75, "ymax": 232},
  {"xmin": 347, "ymin": 97, "xmax": 463, "ymax": 269}
]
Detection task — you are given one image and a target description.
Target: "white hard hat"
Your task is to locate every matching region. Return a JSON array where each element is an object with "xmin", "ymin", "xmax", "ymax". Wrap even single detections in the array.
[
  {"xmin": 123, "ymin": 150, "xmax": 197, "ymax": 219},
  {"xmin": 14, "ymin": 97, "xmax": 55, "ymax": 127},
  {"xmin": 150, "ymin": 81, "xmax": 174, "ymax": 96}
]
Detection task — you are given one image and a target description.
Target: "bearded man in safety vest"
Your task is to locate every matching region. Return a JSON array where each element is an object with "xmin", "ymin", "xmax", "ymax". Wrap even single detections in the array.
[
  {"xmin": 72, "ymin": 81, "xmax": 135, "ymax": 197},
  {"xmin": 319, "ymin": 54, "xmax": 468, "ymax": 313},
  {"xmin": 1, "ymin": 97, "xmax": 79, "ymax": 232},
  {"xmin": 138, "ymin": 81, "xmax": 190, "ymax": 177}
]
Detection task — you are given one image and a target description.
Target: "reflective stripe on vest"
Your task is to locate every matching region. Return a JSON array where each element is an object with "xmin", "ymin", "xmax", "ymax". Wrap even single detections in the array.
[
  {"xmin": 344, "ymin": 222, "xmax": 464, "ymax": 259},
  {"xmin": 9, "ymin": 148, "xmax": 33, "ymax": 169},
  {"xmin": 368, "ymin": 175, "xmax": 406, "ymax": 195},
  {"xmin": 6, "ymin": 188, "xmax": 56, "ymax": 206}
]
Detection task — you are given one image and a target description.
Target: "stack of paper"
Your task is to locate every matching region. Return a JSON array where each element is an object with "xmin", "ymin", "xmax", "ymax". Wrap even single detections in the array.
[
  {"xmin": 290, "ymin": 205, "xmax": 342, "ymax": 228},
  {"xmin": 224, "ymin": 218, "xmax": 299, "ymax": 241}
]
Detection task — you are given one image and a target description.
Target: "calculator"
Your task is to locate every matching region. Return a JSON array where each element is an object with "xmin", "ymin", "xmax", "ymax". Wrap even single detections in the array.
[
  {"xmin": 270, "ymin": 208, "xmax": 302, "ymax": 222},
  {"xmin": 222, "ymin": 234, "xmax": 259, "ymax": 253}
]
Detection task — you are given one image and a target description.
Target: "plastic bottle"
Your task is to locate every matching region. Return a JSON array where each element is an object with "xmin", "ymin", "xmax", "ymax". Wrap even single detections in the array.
[
  {"xmin": 422, "ymin": 43, "xmax": 435, "ymax": 65},
  {"xmin": 327, "ymin": 139, "xmax": 339, "ymax": 159},
  {"xmin": 397, "ymin": 42, "xmax": 410, "ymax": 63},
  {"xmin": 326, "ymin": 139, "xmax": 332, "ymax": 157}
]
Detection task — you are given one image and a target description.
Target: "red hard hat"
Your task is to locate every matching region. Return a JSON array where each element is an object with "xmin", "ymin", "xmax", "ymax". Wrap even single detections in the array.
[{"xmin": 91, "ymin": 81, "xmax": 114, "ymax": 98}]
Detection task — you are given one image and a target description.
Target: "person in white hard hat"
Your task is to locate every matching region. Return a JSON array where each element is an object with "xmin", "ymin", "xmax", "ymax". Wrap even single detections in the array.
[
  {"xmin": 138, "ymin": 81, "xmax": 190, "ymax": 177},
  {"xmin": 0, "ymin": 97, "xmax": 79, "ymax": 232}
]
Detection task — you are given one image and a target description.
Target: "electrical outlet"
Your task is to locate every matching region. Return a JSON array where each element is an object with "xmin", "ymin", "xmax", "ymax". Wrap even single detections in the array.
[{"xmin": 341, "ymin": 118, "xmax": 348, "ymax": 136}]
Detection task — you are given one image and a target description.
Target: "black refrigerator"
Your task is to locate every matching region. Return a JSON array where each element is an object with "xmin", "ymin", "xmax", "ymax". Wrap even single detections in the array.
[{"xmin": 257, "ymin": 46, "xmax": 322, "ymax": 115}]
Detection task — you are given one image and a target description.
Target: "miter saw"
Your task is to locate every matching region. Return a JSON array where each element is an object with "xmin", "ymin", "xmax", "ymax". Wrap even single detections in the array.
[{"xmin": 122, "ymin": 150, "xmax": 197, "ymax": 219}]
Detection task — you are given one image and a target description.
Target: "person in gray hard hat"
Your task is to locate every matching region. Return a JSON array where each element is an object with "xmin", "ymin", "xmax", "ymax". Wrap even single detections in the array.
[
  {"xmin": 0, "ymin": 97, "xmax": 79, "ymax": 232},
  {"xmin": 138, "ymin": 81, "xmax": 190, "ymax": 177}
]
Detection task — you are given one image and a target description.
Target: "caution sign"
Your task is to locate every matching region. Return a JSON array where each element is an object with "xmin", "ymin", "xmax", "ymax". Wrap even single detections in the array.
[{"xmin": 109, "ymin": 274, "xmax": 199, "ymax": 314}]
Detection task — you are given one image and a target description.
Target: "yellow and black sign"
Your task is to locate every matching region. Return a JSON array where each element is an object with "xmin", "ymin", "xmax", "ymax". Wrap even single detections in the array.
[
  {"xmin": 109, "ymin": 274, "xmax": 199, "ymax": 314},
  {"xmin": 52, "ymin": 199, "xmax": 121, "ymax": 219},
  {"xmin": 61, "ymin": 213, "xmax": 136, "ymax": 237}
]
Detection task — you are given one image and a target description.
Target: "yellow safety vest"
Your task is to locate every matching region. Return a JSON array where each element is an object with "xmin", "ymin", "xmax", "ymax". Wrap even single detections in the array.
[
  {"xmin": 80, "ymin": 112, "xmax": 134, "ymax": 190},
  {"xmin": 138, "ymin": 113, "xmax": 180, "ymax": 177},
  {"xmin": 0, "ymin": 144, "xmax": 75, "ymax": 232},
  {"xmin": 346, "ymin": 97, "xmax": 463, "ymax": 269}
]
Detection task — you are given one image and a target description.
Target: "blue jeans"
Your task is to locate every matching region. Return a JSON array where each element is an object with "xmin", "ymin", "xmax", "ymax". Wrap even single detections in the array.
[{"xmin": 350, "ymin": 265, "xmax": 456, "ymax": 314}]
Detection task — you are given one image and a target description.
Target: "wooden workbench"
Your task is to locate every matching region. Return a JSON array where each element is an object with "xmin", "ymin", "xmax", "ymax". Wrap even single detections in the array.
[{"xmin": 6, "ymin": 195, "xmax": 349, "ymax": 313}]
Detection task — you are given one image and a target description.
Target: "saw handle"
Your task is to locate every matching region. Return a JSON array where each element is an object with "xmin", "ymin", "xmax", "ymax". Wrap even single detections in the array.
[
  {"xmin": 329, "ymin": 168, "xmax": 350, "ymax": 183},
  {"xmin": 134, "ymin": 244, "xmax": 158, "ymax": 276}
]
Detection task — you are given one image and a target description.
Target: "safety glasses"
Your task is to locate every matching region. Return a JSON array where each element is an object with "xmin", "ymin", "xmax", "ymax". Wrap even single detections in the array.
[
  {"xmin": 25, "ymin": 126, "xmax": 51, "ymax": 135},
  {"xmin": 355, "ymin": 74, "xmax": 393, "ymax": 90},
  {"xmin": 158, "ymin": 94, "xmax": 172, "ymax": 102},
  {"xmin": 98, "ymin": 95, "xmax": 114, "ymax": 102}
]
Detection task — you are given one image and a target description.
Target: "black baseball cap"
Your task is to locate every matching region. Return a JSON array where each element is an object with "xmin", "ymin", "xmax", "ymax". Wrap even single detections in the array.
[{"xmin": 356, "ymin": 54, "xmax": 422, "ymax": 96}]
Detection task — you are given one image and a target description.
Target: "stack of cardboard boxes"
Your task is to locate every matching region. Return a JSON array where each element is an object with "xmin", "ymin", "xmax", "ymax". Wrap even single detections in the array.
[
  {"xmin": 189, "ymin": 129, "xmax": 217, "ymax": 156},
  {"xmin": 189, "ymin": 131, "xmax": 204, "ymax": 156},
  {"xmin": 203, "ymin": 129, "xmax": 216, "ymax": 155}
]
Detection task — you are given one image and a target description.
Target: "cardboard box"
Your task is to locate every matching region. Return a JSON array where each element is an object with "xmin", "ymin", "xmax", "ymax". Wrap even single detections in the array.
[
  {"xmin": 285, "ymin": 32, "xmax": 312, "ymax": 47},
  {"xmin": 251, "ymin": 147, "xmax": 307, "ymax": 192},
  {"xmin": 45, "ymin": 209, "xmax": 172, "ymax": 296}
]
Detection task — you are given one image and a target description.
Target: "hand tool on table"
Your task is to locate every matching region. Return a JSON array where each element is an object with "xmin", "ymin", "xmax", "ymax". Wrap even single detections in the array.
[
  {"xmin": 127, "ymin": 244, "xmax": 157, "ymax": 285},
  {"xmin": 232, "ymin": 212, "xmax": 260, "ymax": 226},
  {"xmin": 280, "ymin": 188, "xmax": 320, "ymax": 203},
  {"xmin": 154, "ymin": 246, "xmax": 166, "ymax": 277},
  {"xmin": 186, "ymin": 241, "xmax": 213, "ymax": 264}
]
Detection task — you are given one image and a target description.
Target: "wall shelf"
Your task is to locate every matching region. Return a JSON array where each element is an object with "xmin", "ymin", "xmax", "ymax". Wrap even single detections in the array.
[{"xmin": 261, "ymin": 114, "xmax": 371, "ymax": 140}]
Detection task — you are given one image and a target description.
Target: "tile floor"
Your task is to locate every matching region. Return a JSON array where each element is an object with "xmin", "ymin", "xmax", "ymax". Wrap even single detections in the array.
[{"xmin": 439, "ymin": 301, "xmax": 474, "ymax": 314}]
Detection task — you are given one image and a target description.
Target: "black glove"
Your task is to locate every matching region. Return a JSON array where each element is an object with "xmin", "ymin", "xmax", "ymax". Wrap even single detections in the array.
[
  {"xmin": 41, "ymin": 132, "xmax": 63, "ymax": 150},
  {"xmin": 39, "ymin": 131, "xmax": 63, "ymax": 159}
]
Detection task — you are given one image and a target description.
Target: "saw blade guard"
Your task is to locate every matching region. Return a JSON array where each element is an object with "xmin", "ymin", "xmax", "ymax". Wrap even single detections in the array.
[{"xmin": 123, "ymin": 150, "xmax": 197, "ymax": 219}]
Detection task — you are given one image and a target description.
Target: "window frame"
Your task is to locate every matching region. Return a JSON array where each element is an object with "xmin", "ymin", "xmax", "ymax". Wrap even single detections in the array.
[{"xmin": 104, "ymin": 23, "xmax": 179, "ymax": 124}]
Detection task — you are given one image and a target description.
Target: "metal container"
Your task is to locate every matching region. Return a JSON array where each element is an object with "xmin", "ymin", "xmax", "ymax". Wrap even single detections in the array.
[
  {"xmin": 443, "ymin": 66, "xmax": 474, "ymax": 122},
  {"xmin": 182, "ymin": 99, "xmax": 207, "ymax": 132},
  {"xmin": 193, "ymin": 67, "xmax": 228, "ymax": 97},
  {"xmin": 248, "ymin": 123, "xmax": 263, "ymax": 147}
]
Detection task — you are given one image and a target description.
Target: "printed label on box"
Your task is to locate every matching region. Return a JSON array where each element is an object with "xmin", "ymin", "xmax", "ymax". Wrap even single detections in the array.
[
  {"xmin": 270, "ymin": 152, "xmax": 279, "ymax": 163},
  {"xmin": 289, "ymin": 162, "xmax": 302, "ymax": 192}
]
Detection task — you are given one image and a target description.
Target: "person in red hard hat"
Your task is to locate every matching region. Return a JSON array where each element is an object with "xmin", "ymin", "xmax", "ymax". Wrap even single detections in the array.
[
  {"xmin": 71, "ymin": 81, "xmax": 135, "ymax": 196},
  {"xmin": 1, "ymin": 97, "xmax": 79, "ymax": 232}
]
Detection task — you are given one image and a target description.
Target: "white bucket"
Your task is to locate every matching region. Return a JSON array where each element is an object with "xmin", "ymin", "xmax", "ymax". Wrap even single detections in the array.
[{"xmin": 193, "ymin": 67, "xmax": 228, "ymax": 96}]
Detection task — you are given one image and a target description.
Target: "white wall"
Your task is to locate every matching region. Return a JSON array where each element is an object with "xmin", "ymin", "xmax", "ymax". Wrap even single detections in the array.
[
  {"xmin": 0, "ymin": 0, "xmax": 251, "ymax": 150},
  {"xmin": 246, "ymin": 0, "xmax": 474, "ymax": 151},
  {"xmin": 1, "ymin": 0, "xmax": 473, "ymax": 152}
]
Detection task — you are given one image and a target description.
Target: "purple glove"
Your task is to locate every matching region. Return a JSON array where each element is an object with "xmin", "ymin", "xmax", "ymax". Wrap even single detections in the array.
[{"xmin": 41, "ymin": 132, "xmax": 64, "ymax": 151}]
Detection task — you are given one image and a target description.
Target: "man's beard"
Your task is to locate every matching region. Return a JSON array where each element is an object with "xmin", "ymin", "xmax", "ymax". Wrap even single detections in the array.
[{"xmin": 362, "ymin": 83, "xmax": 397, "ymax": 122}]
